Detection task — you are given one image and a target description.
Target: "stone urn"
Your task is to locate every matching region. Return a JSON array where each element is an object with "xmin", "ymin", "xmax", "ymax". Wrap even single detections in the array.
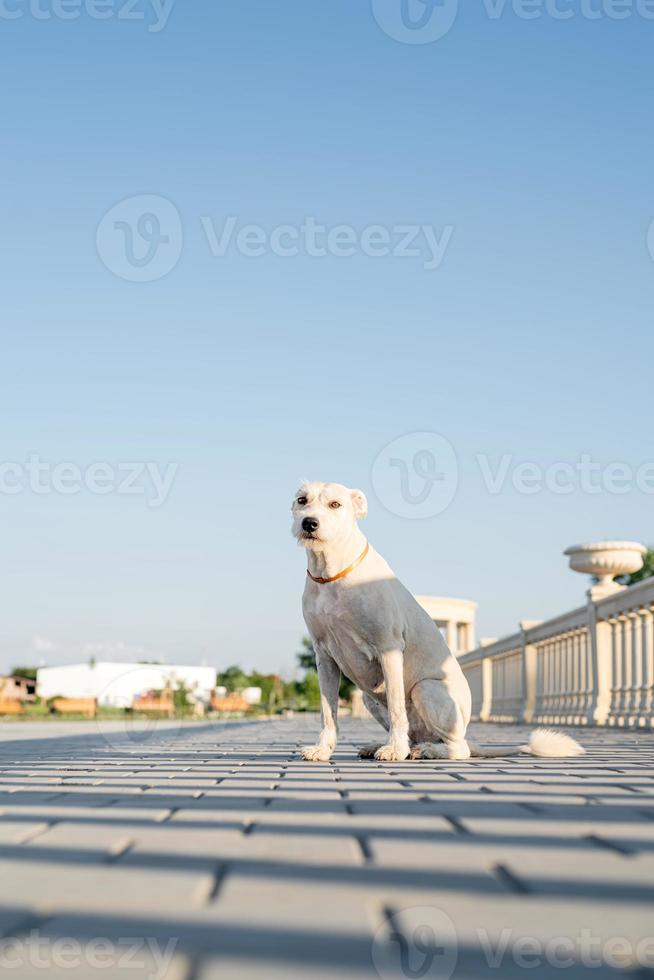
[{"xmin": 564, "ymin": 541, "xmax": 647, "ymax": 599}]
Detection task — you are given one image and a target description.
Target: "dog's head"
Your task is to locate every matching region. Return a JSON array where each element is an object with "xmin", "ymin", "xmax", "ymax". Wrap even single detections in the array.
[{"xmin": 291, "ymin": 481, "xmax": 367, "ymax": 550}]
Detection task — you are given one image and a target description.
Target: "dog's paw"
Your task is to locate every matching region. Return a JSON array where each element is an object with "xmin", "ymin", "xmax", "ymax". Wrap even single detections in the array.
[
  {"xmin": 374, "ymin": 742, "xmax": 410, "ymax": 762},
  {"xmin": 358, "ymin": 743, "xmax": 382, "ymax": 759},
  {"xmin": 302, "ymin": 745, "xmax": 332, "ymax": 762}
]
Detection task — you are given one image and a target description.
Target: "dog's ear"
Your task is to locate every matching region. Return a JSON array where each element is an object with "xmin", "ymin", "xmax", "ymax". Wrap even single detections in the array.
[{"xmin": 350, "ymin": 489, "xmax": 368, "ymax": 520}]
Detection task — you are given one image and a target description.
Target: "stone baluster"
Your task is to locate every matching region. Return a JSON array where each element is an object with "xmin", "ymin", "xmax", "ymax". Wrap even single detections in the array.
[
  {"xmin": 608, "ymin": 616, "xmax": 622, "ymax": 723},
  {"xmin": 638, "ymin": 607, "xmax": 653, "ymax": 725},
  {"xmin": 570, "ymin": 631, "xmax": 579, "ymax": 718},
  {"xmin": 628, "ymin": 610, "xmax": 642, "ymax": 723},
  {"xmin": 479, "ymin": 658, "xmax": 492, "ymax": 722},
  {"xmin": 522, "ymin": 637, "xmax": 537, "ymax": 725},
  {"xmin": 620, "ymin": 614, "xmax": 632, "ymax": 721},
  {"xmin": 588, "ymin": 602, "xmax": 611, "ymax": 727}
]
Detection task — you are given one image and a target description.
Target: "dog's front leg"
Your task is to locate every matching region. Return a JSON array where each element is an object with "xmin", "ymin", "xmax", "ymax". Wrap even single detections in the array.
[
  {"xmin": 302, "ymin": 651, "xmax": 340, "ymax": 762},
  {"xmin": 374, "ymin": 648, "xmax": 410, "ymax": 762}
]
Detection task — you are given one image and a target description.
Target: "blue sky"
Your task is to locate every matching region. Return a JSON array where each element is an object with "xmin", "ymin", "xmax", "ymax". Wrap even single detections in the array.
[{"xmin": 1, "ymin": 0, "xmax": 653, "ymax": 676}]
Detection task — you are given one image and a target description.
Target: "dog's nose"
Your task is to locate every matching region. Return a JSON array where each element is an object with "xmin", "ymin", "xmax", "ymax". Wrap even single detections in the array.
[{"xmin": 302, "ymin": 517, "xmax": 319, "ymax": 533}]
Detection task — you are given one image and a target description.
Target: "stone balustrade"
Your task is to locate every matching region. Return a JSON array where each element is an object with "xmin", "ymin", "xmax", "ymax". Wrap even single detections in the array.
[{"xmin": 458, "ymin": 576, "xmax": 654, "ymax": 728}]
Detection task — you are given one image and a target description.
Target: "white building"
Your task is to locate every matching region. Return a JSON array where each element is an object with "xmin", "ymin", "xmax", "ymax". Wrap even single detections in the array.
[
  {"xmin": 37, "ymin": 662, "xmax": 216, "ymax": 708},
  {"xmin": 214, "ymin": 686, "xmax": 262, "ymax": 705},
  {"xmin": 415, "ymin": 596, "xmax": 477, "ymax": 657}
]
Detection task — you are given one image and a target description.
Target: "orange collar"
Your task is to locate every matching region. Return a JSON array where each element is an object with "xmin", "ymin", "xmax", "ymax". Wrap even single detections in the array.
[{"xmin": 307, "ymin": 542, "xmax": 370, "ymax": 585}]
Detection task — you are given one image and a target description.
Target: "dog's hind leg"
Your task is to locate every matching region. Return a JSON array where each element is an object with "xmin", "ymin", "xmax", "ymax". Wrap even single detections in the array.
[
  {"xmin": 408, "ymin": 680, "xmax": 584, "ymax": 761},
  {"xmin": 357, "ymin": 692, "xmax": 390, "ymax": 758},
  {"xmin": 408, "ymin": 679, "xmax": 471, "ymax": 761}
]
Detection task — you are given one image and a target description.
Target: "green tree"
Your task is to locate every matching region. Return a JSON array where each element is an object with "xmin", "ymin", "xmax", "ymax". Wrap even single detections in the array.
[
  {"xmin": 296, "ymin": 636, "xmax": 354, "ymax": 701},
  {"xmin": 217, "ymin": 665, "xmax": 249, "ymax": 692},
  {"xmin": 282, "ymin": 679, "xmax": 298, "ymax": 705},
  {"xmin": 172, "ymin": 682, "xmax": 191, "ymax": 713},
  {"xmin": 249, "ymin": 671, "xmax": 281, "ymax": 707},
  {"xmin": 620, "ymin": 548, "xmax": 654, "ymax": 586},
  {"xmin": 297, "ymin": 637, "xmax": 316, "ymax": 672},
  {"xmin": 10, "ymin": 667, "xmax": 37, "ymax": 681},
  {"xmin": 300, "ymin": 669, "xmax": 321, "ymax": 711},
  {"xmin": 213, "ymin": 667, "xmax": 284, "ymax": 711}
]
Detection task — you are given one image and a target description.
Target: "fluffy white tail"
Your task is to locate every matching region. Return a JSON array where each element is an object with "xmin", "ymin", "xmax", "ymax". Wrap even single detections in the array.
[
  {"xmin": 468, "ymin": 728, "xmax": 585, "ymax": 759},
  {"xmin": 520, "ymin": 728, "xmax": 585, "ymax": 758}
]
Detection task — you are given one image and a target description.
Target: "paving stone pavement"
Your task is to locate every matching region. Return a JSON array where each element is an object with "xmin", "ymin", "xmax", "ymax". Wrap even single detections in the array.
[{"xmin": 0, "ymin": 717, "xmax": 654, "ymax": 980}]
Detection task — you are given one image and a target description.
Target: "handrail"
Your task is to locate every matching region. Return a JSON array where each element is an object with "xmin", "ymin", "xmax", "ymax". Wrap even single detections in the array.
[{"xmin": 459, "ymin": 577, "xmax": 654, "ymax": 728}]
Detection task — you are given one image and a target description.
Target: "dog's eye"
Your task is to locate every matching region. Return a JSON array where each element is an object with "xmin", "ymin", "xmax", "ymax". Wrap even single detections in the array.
[
  {"xmin": 297, "ymin": 496, "xmax": 308, "ymax": 506},
  {"xmin": 329, "ymin": 501, "xmax": 341, "ymax": 509}
]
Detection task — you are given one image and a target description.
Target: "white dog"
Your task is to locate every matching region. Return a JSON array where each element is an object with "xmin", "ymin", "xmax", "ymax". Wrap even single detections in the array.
[{"xmin": 293, "ymin": 481, "xmax": 584, "ymax": 763}]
